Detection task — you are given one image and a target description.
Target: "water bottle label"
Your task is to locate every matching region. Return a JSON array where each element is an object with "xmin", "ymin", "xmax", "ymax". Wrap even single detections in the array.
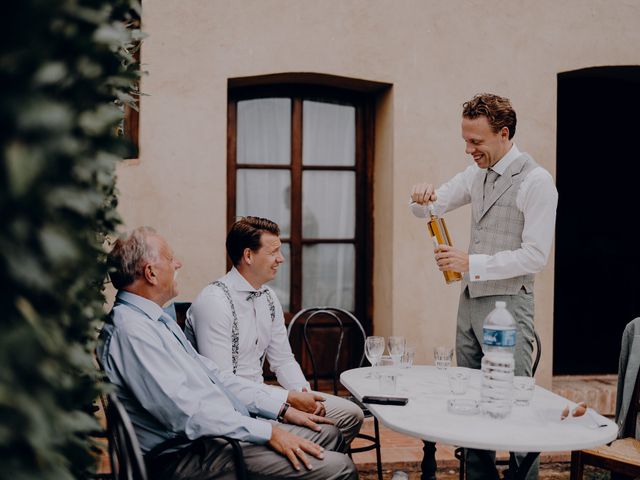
[{"xmin": 483, "ymin": 328, "xmax": 516, "ymax": 347}]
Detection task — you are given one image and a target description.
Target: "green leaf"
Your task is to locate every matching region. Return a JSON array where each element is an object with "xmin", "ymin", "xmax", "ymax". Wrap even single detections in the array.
[
  {"xmin": 93, "ymin": 23, "xmax": 129, "ymax": 46},
  {"xmin": 7, "ymin": 251, "xmax": 53, "ymax": 290},
  {"xmin": 39, "ymin": 226, "xmax": 80, "ymax": 265},
  {"xmin": 47, "ymin": 187, "xmax": 104, "ymax": 216},
  {"xmin": 5, "ymin": 142, "xmax": 46, "ymax": 196},
  {"xmin": 78, "ymin": 104, "xmax": 123, "ymax": 135},
  {"xmin": 33, "ymin": 62, "xmax": 68, "ymax": 85},
  {"xmin": 76, "ymin": 57, "xmax": 103, "ymax": 79},
  {"xmin": 131, "ymin": 29, "xmax": 148, "ymax": 41},
  {"xmin": 18, "ymin": 99, "xmax": 73, "ymax": 132}
]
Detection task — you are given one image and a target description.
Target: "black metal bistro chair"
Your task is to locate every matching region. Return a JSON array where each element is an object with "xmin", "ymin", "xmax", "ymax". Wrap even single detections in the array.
[
  {"xmin": 287, "ymin": 307, "xmax": 383, "ymax": 480},
  {"xmin": 454, "ymin": 329, "xmax": 543, "ymax": 480},
  {"xmin": 102, "ymin": 391, "xmax": 248, "ymax": 480},
  {"xmin": 102, "ymin": 392, "xmax": 149, "ymax": 480}
]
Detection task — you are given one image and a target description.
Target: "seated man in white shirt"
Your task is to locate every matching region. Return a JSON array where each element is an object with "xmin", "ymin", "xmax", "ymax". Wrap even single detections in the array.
[{"xmin": 185, "ymin": 216, "xmax": 364, "ymax": 446}]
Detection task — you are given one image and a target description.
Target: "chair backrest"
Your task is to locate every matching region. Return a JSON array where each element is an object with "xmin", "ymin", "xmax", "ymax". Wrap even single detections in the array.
[
  {"xmin": 104, "ymin": 393, "xmax": 148, "ymax": 480},
  {"xmin": 532, "ymin": 329, "xmax": 542, "ymax": 376},
  {"xmin": 163, "ymin": 302, "xmax": 192, "ymax": 330},
  {"xmin": 621, "ymin": 367, "xmax": 640, "ymax": 438},
  {"xmin": 287, "ymin": 307, "xmax": 367, "ymax": 395}
]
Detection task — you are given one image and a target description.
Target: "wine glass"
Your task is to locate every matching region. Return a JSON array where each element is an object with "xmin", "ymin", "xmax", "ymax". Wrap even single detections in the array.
[
  {"xmin": 388, "ymin": 336, "xmax": 406, "ymax": 368},
  {"xmin": 365, "ymin": 336, "xmax": 385, "ymax": 378}
]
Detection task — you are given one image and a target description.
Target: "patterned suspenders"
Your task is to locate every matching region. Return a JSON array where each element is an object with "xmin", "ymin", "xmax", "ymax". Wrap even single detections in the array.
[{"xmin": 211, "ymin": 281, "xmax": 276, "ymax": 374}]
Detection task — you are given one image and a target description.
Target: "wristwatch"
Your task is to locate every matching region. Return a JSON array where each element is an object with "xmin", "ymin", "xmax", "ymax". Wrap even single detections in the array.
[{"xmin": 277, "ymin": 402, "xmax": 290, "ymax": 422}]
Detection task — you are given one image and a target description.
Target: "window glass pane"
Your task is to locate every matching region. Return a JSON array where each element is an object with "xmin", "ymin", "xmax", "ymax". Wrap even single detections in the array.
[
  {"xmin": 302, "ymin": 244, "xmax": 354, "ymax": 310},
  {"xmin": 237, "ymin": 98, "xmax": 291, "ymax": 165},
  {"xmin": 303, "ymin": 100, "xmax": 355, "ymax": 166},
  {"xmin": 237, "ymin": 169, "xmax": 291, "ymax": 237},
  {"xmin": 302, "ymin": 171, "xmax": 354, "ymax": 239},
  {"xmin": 267, "ymin": 242, "xmax": 290, "ymax": 311}
]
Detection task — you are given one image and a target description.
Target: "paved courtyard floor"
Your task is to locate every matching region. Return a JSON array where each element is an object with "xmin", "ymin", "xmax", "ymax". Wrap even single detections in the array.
[{"xmin": 352, "ymin": 418, "xmax": 613, "ymax": 479}]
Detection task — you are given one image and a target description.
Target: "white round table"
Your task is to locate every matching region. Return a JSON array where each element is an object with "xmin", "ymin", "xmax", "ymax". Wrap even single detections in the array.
[{"xmin": 340, "ymin": 365, "xmax": 617, "ymax": 479}]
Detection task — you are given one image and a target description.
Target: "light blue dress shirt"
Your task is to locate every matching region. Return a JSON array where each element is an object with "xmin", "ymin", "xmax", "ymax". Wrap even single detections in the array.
[{"xmin": 97, "ymin": 291, "xmax": 284, "ymax": 453}]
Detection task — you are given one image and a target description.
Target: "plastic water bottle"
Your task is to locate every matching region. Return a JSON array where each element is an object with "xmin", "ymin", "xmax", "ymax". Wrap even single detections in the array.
[{"xmin": 480, "ymin": 301, "xmax": 516, "ymax": 419}]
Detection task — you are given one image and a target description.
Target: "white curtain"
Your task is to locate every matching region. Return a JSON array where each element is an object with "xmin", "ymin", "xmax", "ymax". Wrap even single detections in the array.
[
  {"xmin": 237, "ymin": 98, "xmax": 290, "ymax": 165},
  {"xmin": 236, "ymin": 170, "xmax": 291, "ymax": 237},
  {"xmin": 303, "ymin": 100, "xmax": 355, "ymax": 167},
  {"xmin": 302, "ymin": 244, "xmax": 354, "ymax": 310},
  {"xmin": 301, "ymin": 100, "xmax": 356, "ymax": 309},
  {"xmin": 236, "ymin": 98, "xmax": 293, "ymax": 307}
]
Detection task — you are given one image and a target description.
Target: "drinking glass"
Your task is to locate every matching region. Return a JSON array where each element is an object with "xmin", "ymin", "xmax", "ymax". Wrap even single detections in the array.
[
  {"xmin": 400, "ymin": 346, "xmax": 415, "ymax": 369},
  {"xmin": 513, "ymin": 376, "xmax": 535, "ymax": 406},
  {"xmin": 378, "ymin": 356, "xmax": 394, "ymax": 368},
  {"xmin": 434, "ymin": 346, "xmax": 453, "ymax": 370},
  {"xmin": 365, "ymin": 336, "xmax": 385, "ymax": 378},
  {"xmin": 379, "ymin": 371, "xmax": 397, "ymax": 393},
  {"xmin": 448, "ymin": 367, "xmax": 470, "ymax": 395},
  {"xmin": 388, "ymin": 336, "xmax": 406, "ymax": 367}
]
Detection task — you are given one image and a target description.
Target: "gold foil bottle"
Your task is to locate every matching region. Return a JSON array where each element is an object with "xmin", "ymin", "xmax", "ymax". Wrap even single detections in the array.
[{"xmin": 426, "ymin": 203, "xmax": 462, "ymax": 284}]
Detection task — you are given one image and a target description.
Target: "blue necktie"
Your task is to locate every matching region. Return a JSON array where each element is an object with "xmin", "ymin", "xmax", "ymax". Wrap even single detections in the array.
[{"xmin": 158, "ymin": 314, "xmax": 250, "ymax": 416}]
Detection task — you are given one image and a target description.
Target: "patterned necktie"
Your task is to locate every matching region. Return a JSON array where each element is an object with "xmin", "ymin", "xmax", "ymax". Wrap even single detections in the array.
[
  {"xmin": 483, "ymin": 168, "xmax": 500, "ymax": 208},
  {"xmin": 158, "ymin": 314, "xmax": 250, "ymax": 416},
  {"xmin": 246, "ymin": 288, "xmax": 268, "ymax": 302}
]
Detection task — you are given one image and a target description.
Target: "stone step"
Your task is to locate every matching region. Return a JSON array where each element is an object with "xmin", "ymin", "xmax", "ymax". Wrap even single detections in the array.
[{"xmin": 551, "ymin": 374, "xmax": 617, "ymax": 417}]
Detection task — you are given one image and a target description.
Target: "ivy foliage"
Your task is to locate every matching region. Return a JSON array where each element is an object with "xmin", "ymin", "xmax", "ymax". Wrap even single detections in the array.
[{"xmin": 0, "ymin": 0, "xmax": 141, "ymax": 478}]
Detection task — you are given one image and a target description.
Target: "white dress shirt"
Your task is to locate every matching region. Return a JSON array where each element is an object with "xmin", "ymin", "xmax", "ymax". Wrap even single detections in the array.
[
  {"xmin": 186, "ymin": 267, "xmax": 310, "ymax": 398},
  {"xmin": 411, "ymin": 144, "xmax": 558, "ymax": 281}
]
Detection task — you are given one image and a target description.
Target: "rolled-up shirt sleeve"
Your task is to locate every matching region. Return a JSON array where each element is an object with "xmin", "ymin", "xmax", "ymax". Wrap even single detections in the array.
[
  {"xmin": 410, "ymin": 165, "xmax": 476, "ymax": 218},
  {"xmin": 197, "ymin": 351, "xmax": 287, "ymax": 414}
]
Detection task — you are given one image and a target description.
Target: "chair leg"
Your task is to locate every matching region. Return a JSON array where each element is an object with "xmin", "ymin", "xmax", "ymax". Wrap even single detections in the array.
[
  {"xmin": 454, "ymin": 447, "xmax": 466, "ymax": 480},
  {"xmin": 570, "ymin": 451, "xmax": 584, "ymax": 480},
  {"xmin": 374, "ymin": 417, "xmax": 383, "ymax": 480}
]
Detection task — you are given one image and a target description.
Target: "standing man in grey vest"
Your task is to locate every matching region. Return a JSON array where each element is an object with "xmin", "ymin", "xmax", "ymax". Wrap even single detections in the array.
[{"xmin": 410, "ymin": 93, "xmax": 558, "ymax": 480}]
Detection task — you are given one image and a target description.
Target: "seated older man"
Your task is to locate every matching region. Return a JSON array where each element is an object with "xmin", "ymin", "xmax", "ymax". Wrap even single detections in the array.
[{"xmin": 97, "ymin": 227, "xmax": 357, "ymax": 480}]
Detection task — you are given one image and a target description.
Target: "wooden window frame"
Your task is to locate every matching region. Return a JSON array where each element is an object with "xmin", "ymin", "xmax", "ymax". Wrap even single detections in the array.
[
  {"xmin": 227, "ymin": 84, "xmax": 374, "ymax": 333},
  {"xmin": 122, "ymin": 10, "xmax": 141, "ymax": 159}
]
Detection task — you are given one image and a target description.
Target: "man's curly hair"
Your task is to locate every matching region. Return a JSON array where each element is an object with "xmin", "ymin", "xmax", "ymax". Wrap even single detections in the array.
[{"xmin": 462, "ymin": 93, "xmax": 517, "ymax": 139}]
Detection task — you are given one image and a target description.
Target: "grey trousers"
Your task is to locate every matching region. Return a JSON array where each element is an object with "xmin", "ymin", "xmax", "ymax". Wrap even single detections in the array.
[
  {"xmin": 317, "ymin": 392, "xmax": 365, "ymax": 446},
  {"xmin": 456, "ymin": 286, "xmax": 539, "ymax": 480},
  {"xmin": 149, "ymin": 422, "xmax": 358, "ymax": 480}
]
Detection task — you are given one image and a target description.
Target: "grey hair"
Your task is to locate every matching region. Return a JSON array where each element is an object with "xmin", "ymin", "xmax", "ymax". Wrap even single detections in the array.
[{"xmin": 108, "ymin": 226, "xmax": 160, "ymax": 289}]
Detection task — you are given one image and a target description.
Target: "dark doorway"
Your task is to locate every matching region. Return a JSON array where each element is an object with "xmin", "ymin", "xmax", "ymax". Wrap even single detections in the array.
[{"xmin": 554, "ymin": 66, "xmax": 640, "ymax": 375}]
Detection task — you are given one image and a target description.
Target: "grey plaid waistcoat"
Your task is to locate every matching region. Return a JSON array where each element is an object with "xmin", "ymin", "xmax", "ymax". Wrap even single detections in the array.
[{"xmin": 463, "ymin": 153, "xmax": 539, "ymax": 298}]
